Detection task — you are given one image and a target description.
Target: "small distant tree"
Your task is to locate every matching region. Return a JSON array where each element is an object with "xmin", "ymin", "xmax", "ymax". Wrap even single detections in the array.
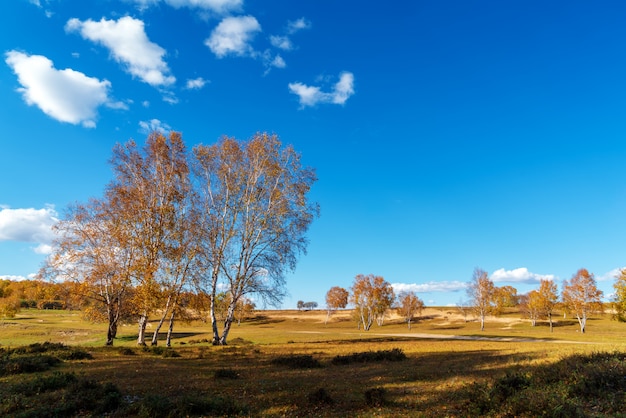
[
  {"xmin": 492, "ymin": 285, "xmax": 518, "ymax": 316},
  {"xmin": 612, "ymin": 269, "xmax": 626, "ymax": 322},
  {"xmin": 520, "ymin": 280, "xmax": 558, "ymax": 330},
  {"xmin": 297, "ymin": 300, "xmax": 305, "ymax": 310},
  {"xmin": 325, "ymin": 286, "xmax": 349, "ymax": 324},
  {"xmin": 562, "ymin": 268, "xmax": 603, "ymax": 333},
  {"xmin": 302, "ymin": 301, "xmax": 318, "ymax": 310},
  {"xmin": 0, "ymin": 294, "xmax": 20, "ymax": 319},
  {"xmin": 538, "ymin": 279, "xmax": 558, "ymax": 331},
  {"xmin": 466, "ymin": 267, "xmax": 495, "ymax": 331},
  {"xmin": 397, "ymin": 291, "xmax": 424, "ymax": 329},
  {"xmin": 235, "ymin": 297, "xmax": 255, "ymax": 325},
  {"xmin": 456, "ymin": 299, "xmax": 471, "ymax": 322},
  {"xmin": 350, "ymin": 274, "xmax": 395, "ymax": 331}
]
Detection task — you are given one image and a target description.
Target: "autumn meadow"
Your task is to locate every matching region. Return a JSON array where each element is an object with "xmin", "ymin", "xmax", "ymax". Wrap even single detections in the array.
[{"xmin": 1, "ymin": 305, "xmax": 626, "ymax": 417}]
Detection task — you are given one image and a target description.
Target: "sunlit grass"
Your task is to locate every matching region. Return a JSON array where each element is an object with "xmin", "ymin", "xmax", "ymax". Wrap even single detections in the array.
[{"xmin": 1, "ymin": 307, "xmax": 625, "ymax": 416}]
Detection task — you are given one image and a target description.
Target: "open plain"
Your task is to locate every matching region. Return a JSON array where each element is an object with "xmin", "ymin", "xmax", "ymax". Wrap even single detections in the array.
[{"xmin": 1, "ymin": 307, "xmax": 625, "ymax": 417}]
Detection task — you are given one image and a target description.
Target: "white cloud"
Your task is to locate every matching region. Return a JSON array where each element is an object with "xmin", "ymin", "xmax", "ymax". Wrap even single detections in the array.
[
  {"xmin": 66, "ymin": 16, "xmax": 176, "ymax": 87},
  {"xmin": 5, "ymin": 51, "xmax": 115, "ymax": 127},
  {"xmin": 205, "ymin": 16, "xmax": 261, "ymax": 58},
  {"xmin": 287, "ymin": 17, "xmax": 311, "ymax": 34},
  {"xmin": 0, "ymin": 206, "xmax": 58, "ymax": 244},
  {"xmin": 598, "ymin": 267, "xmax": 623, "ymax": 282},
  {"xmin": 392, "ymin": 281, "xmax": 468, "ymax": 294},
  {"xmin": 270, "ymin": 55, "xmax": 286, "ymax": 69},
  {"xmin": 491, "ymin": 267, "xmax": 555, "ymax": 284},
  {"xmin": 185, "ymin": 77, "xmax": 208, "ymax": 89},
  {"xmin": 289, "ymin": 71, "xmax": 355, "ymax": 107},
  {"xmin": 34, "ymin": 244, "xmax": 53, "ymax": 255},
  {"xmin": 270, "ymin": 35, "xmax": 292, "ymax": 51},
  {"xmin": 0, "ymin": 275, "xmax": 29, "ymax": 282},
  {"xmin": 139, "ymin": 118, "xmax": 171, "ymax": 134}
]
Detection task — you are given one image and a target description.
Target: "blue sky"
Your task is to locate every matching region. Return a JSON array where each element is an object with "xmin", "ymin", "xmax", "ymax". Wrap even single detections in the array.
[{"xmin": 1, "ymin": 0, "xmax": 626, "ymax": 308}]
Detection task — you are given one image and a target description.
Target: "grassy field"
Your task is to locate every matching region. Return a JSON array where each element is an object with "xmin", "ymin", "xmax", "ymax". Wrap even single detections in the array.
[{"xmin": 1, "ymin": 307, "xmax": 625, "ymax": 416}]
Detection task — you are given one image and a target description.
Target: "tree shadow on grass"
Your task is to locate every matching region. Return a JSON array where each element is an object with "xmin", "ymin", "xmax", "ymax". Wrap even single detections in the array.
[
  {"xmin": 245, "ymin": 315, "xmax": 285, "ymax": 326},
  {"xmin": 115, "ymin": 332, "xmax": 205, "ymax": 343}
]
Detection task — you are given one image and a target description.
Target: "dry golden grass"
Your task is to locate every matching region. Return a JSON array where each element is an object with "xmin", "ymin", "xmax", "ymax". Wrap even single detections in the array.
[{"xmin": 1, "ymin": 307, "xmax": 625, "ymax": 416}]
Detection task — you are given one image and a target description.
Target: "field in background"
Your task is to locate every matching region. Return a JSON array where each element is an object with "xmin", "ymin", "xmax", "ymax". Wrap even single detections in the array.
[{"xmin": 1, "ymin": 307, "xmax": 625, "ymax": 416}]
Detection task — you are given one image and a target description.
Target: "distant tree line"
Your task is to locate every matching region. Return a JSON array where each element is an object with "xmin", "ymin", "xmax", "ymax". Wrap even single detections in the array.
[{"xmin": 320, "ymin": 266, "xmax": 626, "ymax": 334}]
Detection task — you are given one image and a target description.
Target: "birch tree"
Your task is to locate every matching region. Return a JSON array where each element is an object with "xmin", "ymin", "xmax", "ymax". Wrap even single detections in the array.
[
  {"xmin": 350, "ymin": 274, "xmax": 395, "ymax": 330},
  {"xmin": 40, "ymin": 199, "xmax": 134, "ymax": 346},
  {"xmin": 466, "ymin": 267, "xmax": 494, "ymax": 331},
  {"xmin": 105, "ymin": 131, "xmax": 193, "ymax": 345},
  {"xmin": 193, "ymin": 133, "xmax": 318, "ymax": 345},
  {"xmin": 562, "ymin": 268, "xmax": 603, "ymax": 333},
  {"xmin": 397, "ymin": 291, "xmax": 424, "ymax": 329}
]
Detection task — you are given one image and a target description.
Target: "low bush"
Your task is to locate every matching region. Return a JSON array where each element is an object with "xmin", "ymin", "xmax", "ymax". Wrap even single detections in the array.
[
  {"xmin": 462, "ymin": 351, "xmax": 626, "ymax": 417},
  {"xmin": 331, "ymin": 348, "xmax": 406, "ymax": 365},
  {"xmin": 118, "ymin": 347, "xmax": 136, "ymax": 355},
  {"xmin": 130, "ymin": 392, "xmax": 248, "ymax": 417},
  {"xmin": 0, "ymin": 373, "xmax": 122, "ymax": 417},
  {"xmin": 214, "ymin": 368, "xmax": 239, "ymax": 379},
  {"xmin": 364, "ymin": 387, "xmax": 387, "ymax": 407},
  {"xmin": 308, "ymin": 387, "xmax": 334, "ymax": 406},
  {"xmin": 270, "ymin": 354, "xmax": 321, "ymax": 369}
]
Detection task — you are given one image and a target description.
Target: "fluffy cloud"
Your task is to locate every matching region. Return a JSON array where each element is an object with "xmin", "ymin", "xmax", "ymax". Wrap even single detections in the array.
[
  {"xmin": 66, "ymin": 16, "xmax": 176, "ymax": 87},
  {"xmin": 289, "ymin": 72, "xmax": 355, "ymax": 107},
  {"xmin": 491, "ymin": 267, "xmax": 555, "ymax": 284},
  {"xmin": 185, "ymin": 77, "xmax": 208, "ymax": 89},
  {"xmin": 0, "ymin": 206, "xmax": 58, "ymax": 245},
  {"xmin": 5, "ymin": 51, "xmax": 117, "ymax": 127},
  {"xmin": 392, "ymin": 281, "xmax": 468, "ymax": 294},
  {"xmin": 598, "ymin": 267, "xmax": 624, "ymax": 282},
  {"xmin": 139, "ymin": 118, "xmax": 171, "ymax": 134},
  {"xmin": 205, "ymin": 16, "xmax": 261, "ymax": 58}
]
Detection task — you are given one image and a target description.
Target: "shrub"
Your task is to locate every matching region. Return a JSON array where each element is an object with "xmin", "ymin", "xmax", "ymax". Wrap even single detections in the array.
[
  {"xmin": 270, "ymin": 354, "xmax": 321, "ymax": 369},
  {"xmin": 364, "ymin": 387, "xmax": 387, "ymax": 407},
  {"xmin": 331, "ymin": 348, "xmax": 406, "ymax": 365},
  {"xmin": 0, "ymin": 354, "xmax": 60, "ymax": 375},
  {"xmin": 162, "ymin": 349, "xmax": 181, "ymax": 358},
  {"xmin": 214, "ymin": 368, "xmax": 239, "ymax": 379},
  {"xmin": 461, "ymin": 351, "xmax": 626, "ymax": 417},
  {"xmin": 307, "ymin": 388, "xmax": 334, "ymax": 406},
  {"xmin": 118, "ymin": 347, "xmax": 136, "ymax": 356}
]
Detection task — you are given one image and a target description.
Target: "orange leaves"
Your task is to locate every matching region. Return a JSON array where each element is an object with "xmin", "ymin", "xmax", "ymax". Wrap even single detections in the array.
[
  {"xmin": 562, "ymin": 268, "xmax": 603, "ymax": 333},
  {"xmin": 350, "ymin": 274, "xmax": 395, "ymax": 330},
  {"xmin": 325, "ymin": 286, "xmax": 349, "ymax": 310}
]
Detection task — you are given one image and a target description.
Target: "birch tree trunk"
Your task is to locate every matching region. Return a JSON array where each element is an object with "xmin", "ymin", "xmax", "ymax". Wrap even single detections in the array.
[
  {"xmin": 166, "ymin": 311, "xmax": 175, "ymax": 347},
  {"xmin": 137, "ymin": 313, "xmax": 148, "ymax": 345}
]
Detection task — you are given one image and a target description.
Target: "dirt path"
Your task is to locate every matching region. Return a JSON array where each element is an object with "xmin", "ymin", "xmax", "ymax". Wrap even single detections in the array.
[{"xmin": 293, "ymin": 330, "xmax": 597, "ymax": 344}]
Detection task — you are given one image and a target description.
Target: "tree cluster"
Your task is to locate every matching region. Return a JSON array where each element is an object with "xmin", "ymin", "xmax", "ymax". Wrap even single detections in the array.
[
  {"xmin": 40, "ymin": 132, "xmax": 318, "ymax": 346},
  {"xmin": 324, "ymin": 275, "xmax": 424, "ymax": 330},
  {"xmin": 467, "ymin": 267, "xmax": 605, "ymax": 333}
]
